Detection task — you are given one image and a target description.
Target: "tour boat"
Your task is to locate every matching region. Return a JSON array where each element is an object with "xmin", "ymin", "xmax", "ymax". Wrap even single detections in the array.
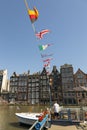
[{"xmin": 15, "ymin": 112, "xmax": 42, "ymax": 125}]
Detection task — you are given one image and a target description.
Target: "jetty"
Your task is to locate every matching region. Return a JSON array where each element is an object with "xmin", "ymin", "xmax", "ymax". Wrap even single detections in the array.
[
  {"xmin": 49, "ymin": 125, "xmax": 77, "ymax": 130},
  {"xmin": 48, "ymin": 108, "xmax": 87, "ymax": 130}
]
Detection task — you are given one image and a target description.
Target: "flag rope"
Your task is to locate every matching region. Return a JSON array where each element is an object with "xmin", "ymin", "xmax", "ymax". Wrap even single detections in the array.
[
  {"xmin": 24, "ymin": 0, "xmax": 29, "ymax": 10},
  {"xmin": 24, "ymin": 0, "xmax": 53, "ymax": 74},
  {"xmin": 32, "ymin": 23, "xmax": 36, "ymax": 33},
  {"xmin": 24, "ymin": 0, "xmax": 36, "ymax": 34}
]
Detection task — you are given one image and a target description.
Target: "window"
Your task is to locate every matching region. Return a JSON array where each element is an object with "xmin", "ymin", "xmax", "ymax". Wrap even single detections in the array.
[
  {"xmin": 82, "ymin": 92, "xmax": 85, "ymax": 98},
  {"xmin": 78, "ymin": 92, "xmax": 80, "ymax": 96}
]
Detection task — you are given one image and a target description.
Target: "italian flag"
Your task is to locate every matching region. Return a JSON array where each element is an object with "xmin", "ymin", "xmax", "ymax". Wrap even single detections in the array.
[{"xmin": 38, "ymin": 44, "xmax": 51, "ymax": 51}]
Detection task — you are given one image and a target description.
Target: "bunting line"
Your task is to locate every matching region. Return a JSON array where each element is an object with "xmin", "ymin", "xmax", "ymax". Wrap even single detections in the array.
[{"xmin": 24, "ymin": 0, "xmax": 54, "ymax": 74}]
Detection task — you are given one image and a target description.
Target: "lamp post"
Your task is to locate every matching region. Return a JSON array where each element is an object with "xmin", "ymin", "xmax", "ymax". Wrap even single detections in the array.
[
  {"xmin": 49, "ymin": 78, "xmax": 52, "ymax": 109},
  {"xmin": 48, "ymin": 85, "xmax": 52, "ymax": 109}
]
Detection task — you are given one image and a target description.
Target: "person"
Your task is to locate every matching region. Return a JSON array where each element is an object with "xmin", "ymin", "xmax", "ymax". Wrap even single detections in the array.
[
  {"xmin": 53, "ymin": 101, "xmax": 60, "ymax": 119},
  {"xmin": 44, "ymin": 108, "xmax": 51, "ymax": 129}
]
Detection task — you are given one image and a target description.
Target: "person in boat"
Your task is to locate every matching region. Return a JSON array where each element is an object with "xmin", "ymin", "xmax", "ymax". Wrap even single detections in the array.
[{"xmin": 53, "ymin": 101, "xmax": 60, "ymax": 119}]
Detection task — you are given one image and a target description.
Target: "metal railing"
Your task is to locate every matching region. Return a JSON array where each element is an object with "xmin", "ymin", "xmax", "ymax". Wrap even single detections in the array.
[{"xmin": 29, "ymin": 114, "xmax": 50, "ymax": 130}]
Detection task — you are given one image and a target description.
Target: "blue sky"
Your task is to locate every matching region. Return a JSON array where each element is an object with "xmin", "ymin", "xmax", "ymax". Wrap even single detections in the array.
[{"xmin": 0, "ymin": 0, "xmax": 87, "ymax": 78}]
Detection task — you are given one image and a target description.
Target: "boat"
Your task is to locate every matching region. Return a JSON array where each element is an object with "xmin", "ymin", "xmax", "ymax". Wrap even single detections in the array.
[{"xmin": 15, "ymin": 112, "xmax": 42, "ymax": 125}]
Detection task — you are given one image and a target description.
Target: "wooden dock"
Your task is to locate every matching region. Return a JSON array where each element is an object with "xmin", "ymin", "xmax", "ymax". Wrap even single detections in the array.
[{"xmin": 48, "ymin": 124, "xmax": 77, "ymax": 130}]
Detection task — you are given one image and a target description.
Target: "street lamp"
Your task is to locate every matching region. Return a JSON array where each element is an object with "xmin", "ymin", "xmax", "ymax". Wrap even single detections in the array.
[{"xmin": 49, "ymin": 78, "xmax": 52, "ymax": 109}]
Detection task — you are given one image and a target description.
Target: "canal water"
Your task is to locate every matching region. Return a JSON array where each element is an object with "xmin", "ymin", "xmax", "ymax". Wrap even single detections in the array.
[{"xmin": 0, "ymin": 105, "xmax": 46, "ymax": 130}]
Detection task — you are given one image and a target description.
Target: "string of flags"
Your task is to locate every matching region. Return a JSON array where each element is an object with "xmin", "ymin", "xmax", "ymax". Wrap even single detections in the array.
[{"xmin": 24, "ymin": 0, "xmax": 54, "ymax": 75}]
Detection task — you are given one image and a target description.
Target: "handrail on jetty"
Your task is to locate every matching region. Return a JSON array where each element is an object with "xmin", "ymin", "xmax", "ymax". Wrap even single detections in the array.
[
  {"xmin": 28, "ymin": 120, "xmax": 38, "ymax": 130},
  {"xmin": 29, "ymin": 114, "xmax": 49, "ymax": 130}
]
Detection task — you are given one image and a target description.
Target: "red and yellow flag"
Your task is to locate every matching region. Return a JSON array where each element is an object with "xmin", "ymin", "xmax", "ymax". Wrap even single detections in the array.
[{"xmin": 28, "ymin": 7, "xmax": 39, "ymax": 23}]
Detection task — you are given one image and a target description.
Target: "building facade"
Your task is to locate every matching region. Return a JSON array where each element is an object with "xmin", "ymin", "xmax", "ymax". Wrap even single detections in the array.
[
  {"xmin": 0, "ymin": 69, "xmax": 8, "ymax": 93},
  {"xmin": 28, "ymin": 74, "xmax": 40, "ymax": 104},
  {"xmin": 1, "ymin": 64, "xmax": 87, "ymax": 106},
  {"xmin": 51, "ymin": 66, "xmax": 62, "ymax": 103},
  {"xmin": 73, "ymin": 69, "xmax": 87, "ymax": 105},
  {"xmin": 0, "ymin": 69, "xmax": 9, "ymax": 101},
  {"xmin": 9, "ymin": 67, "xmax": 63, "ymax": 105},
  {"xmin": 60, "ymin": 64, "xmax": 75, "ymax": 105},
  {"xmin": 10, "ymin": 71, "xmax": 29, "ymax": 103}
]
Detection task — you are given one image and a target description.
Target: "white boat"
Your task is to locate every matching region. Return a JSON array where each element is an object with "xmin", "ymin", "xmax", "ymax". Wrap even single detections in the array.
[{"xmin": 15, "ymin": 112, "xmax": 42, "ymax": 125}]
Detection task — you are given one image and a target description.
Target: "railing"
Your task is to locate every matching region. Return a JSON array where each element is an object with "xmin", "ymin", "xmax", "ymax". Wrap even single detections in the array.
[
  {"xmin": 59, "ymin": 109, "xmax": 72, "ymax": 121},
  {"xmin": 35, "ymin": 114, "xmax": 48, "ymax": 130},
  {"xmin": 29, "ymin": 120, "xmax": 38, "ymax": 130},
  {"xmin": 29, "ymin": 114, "xmax": 50, "ymax": 130},
  {"xmin": 51, "ymin": 108, "xmax": 87, "ymax": 122},
  {"xmin": 51, "ymin": 109, "xmax": 77, "ymax": 122}
]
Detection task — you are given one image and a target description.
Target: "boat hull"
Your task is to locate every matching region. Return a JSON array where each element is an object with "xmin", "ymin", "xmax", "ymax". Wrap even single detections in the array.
[{"xmin": 15, "ymin": 112, "xmax": 41, "ymax": 125}]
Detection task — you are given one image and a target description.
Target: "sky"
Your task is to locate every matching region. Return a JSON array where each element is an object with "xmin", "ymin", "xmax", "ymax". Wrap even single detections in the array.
[{"xmin": 0, "ymin": 0, "xmax": 87, "ymax": 78}]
